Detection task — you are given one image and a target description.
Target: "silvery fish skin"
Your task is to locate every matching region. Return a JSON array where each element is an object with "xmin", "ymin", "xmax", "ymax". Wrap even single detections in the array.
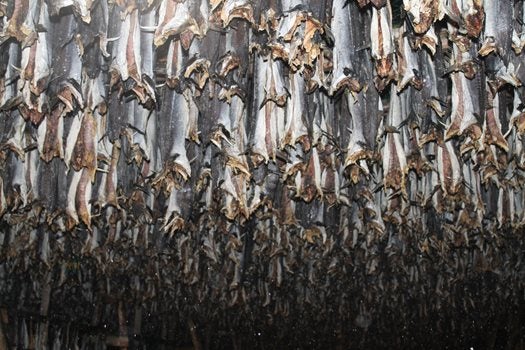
[
  {"xmin": 3, "ymin": 111, "xmax": 27, "ymax": 159},
  {"xmin": 62, "ymin": 110, "xmax": 80, "ymax": 169},
  {"xmin": 163, "ymin": 187, "xmax": 185, "ymax": 235},
  {"xmin": 344, "ymin": 91, "xmax": 372, "ymax": 183},
  {"xmin": 50, "ymin": 13, "xmax": 84, "ymax": 112},
  {"xmin": 166, "ymin": 39, "xmax": 184, "ymax": 89},
  {"xmin": 128, "ymin": 101, "xmax": 151, "ymax": 165},
  {"xmin": 479, "ymin": 0, "xmax": 512, "ymax": 59},
  {"xmin": 251, "ymin": 54, "xmax": 283, "ymax": 165},
  {"xmin": 97, "ymin": 139, "xmax": 120, "ymax": 208},
  {"xmin": 482, "ymin": 85, "xmax": 508, "ymax": 152},
  {"xmin": 330, "ymin": 0, "xmax": 361, "ymax": 94},
  {"xmin": 445, "ymin": 46, "xmax": 480, "ymax": 141},
  {"xmin": 220, "ymin": 166, "xmax": 248, "ymax": 220},
  {"xmin": 263, "ymin": 58, "xmax": 288, "ymax": 107},
  {"xmin": 70, "ymin": 110, "xmax": 97, "ymax": 179},
  {"xmin": 437, "ymin": 137, "xmax": 463, "ymax": 196},
  {"xmin": 154, "ymin": 87, "xmax": 192, "ymax": 190},
  {"xmin": 0, "ymin": 43, "xmax": 20, "ymax": 109},
  {"xmin": 512, "ymin": 1, "xmax": 525, "ymax": 54},
  {"xmin": 216, "ymin": 96, "xmax": 250, "ymax": 176},
  {"xmin": 281, "ymin": 73, "xmax": 309, "ymax": 150},
  {"xmin": 66, "ymin": 168, "xmax": 92, "ymax": 228},
  {"xmin": 111, "ymin": 8, "xmax": 141, "ymax": 84},
  {"xmin": 20, "ymin": 1, "xmax": 51, "ymax": 96},
  {"xmin": 395, "ymin": 25, "xmax": 422, "ymax": 91},
  {"xmin": 382, "ymin": 85, "xmax": 408, "ymax": 195}
]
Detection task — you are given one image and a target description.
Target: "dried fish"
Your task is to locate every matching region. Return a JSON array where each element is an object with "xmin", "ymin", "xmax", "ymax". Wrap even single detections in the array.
[
  {"xmin": 330, "ymin": 0, "xmax": 361, "ymax": 94},
  {"xmin": 437, "ymin": 137, "xmax": 463, "ymax": 196},
  {"xmin": 404, "ymin": 0, "xmax": 439, "ymax": 34},
  {"xmin": 111, "ymin": 8, "xmax": 141, "ymax": 85},
  {"xmin": 371, "ymin": 4, "xmax": 395, "ymax": 80},
  {"xmin": 166, "ymin": 39, "xmax": 184, "ymax": 90},
  {"xmin": 396, "ymin": 26, "xmax": 422, "ymax": 91},
  {"xmin": 251, "ymin": 55, "xmax": 284, "ymax": 164},
  {"xmin": 281, "ymin": 73, "xmax": 310, "ymax": 150},
  {"xmin": 298, "ymin": 147, "xmax": 322, "ymax": 202},
  {"xmin": 66, "ymin": 168, "xmax": 92, "ymax": 228},
  {"xmin": 97, "ymin": 139, "xmax": 120, "ymax": 208},
  {"xmin": 482, "ymin": 86, "xmax": 508, "ymax": 152},
  {"xmin": 20, "ymin": 2, "xmax": 51, "ymax": 96},
  {"xmin": 479, "ymin": 0, "xmax": 512, "ymax": 58},
  {"xmin": 1, "ymin": 0, "xmax": 37, "ymax": 46},
  {"xmin": 154, "ymin": 0, "xmax": 201, "ymax": 48},
  {"xmin": 37, "ymin": 104, "xmax": 64, "ymax": 162},
  {"xmin": 344, "ymin": 91, "xmax": 372, "ymax": 183},
  {"xmin": 445, "ymin": 47, "xmax": 481, "ymax": 141},
  {"xmin": 382, "ymin": 86, "xmax": 408, "ymax": 194},
  {"xmin": 216, "ymin": 0, "xmax": 254, "ymax": 28},
  {"xmin": 48, "ymin": 0, "xmax": 94, "ymax": 23}
]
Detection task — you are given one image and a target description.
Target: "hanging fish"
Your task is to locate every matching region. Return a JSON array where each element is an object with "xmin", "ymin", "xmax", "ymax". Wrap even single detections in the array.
[
  {"xmin": 51, "ymin": 12, "xmax": 84, "ymax": 112},
  {"xmin": 97, "ymin": 139, "xmax": 120, "ymax": 209},
  {"xmin": 20, "ymin": 1, "xmax": 51, "ymax": 96},
  {"xmin": 153, "ymin": 88, "xmax": 192, "ymax": 191},
  {"xmin": 344, "ymin": 91, "xmax": 373, "ymax": 183},
  {"xmin": 48, "ymin": 0, "xmax": 93, "ymax": 23},
  {"xmin": 66, "ymin": 168, "xmax": 92, "ymax": 228},
  {"xmin": 512, "ymin": 1, "xmax": 525, "ymax": 54},
  {"xmin": 371, "ymin": 4, "xmax": 395, "ymax": 81},
  {"xmin": 482, "ymin": 86, "xmax": 508, "ymax": 152},
  {"xmin": 437, "ymin": 137, "xmax": 463, "ymax": 196},
  {"xmin": 479, "ymin": 0, "xmax": 512, "ymax": 58},
  {"xmin": 37, "ymin": 104, "xmax": 64, "ymax": 162},
  {"xmin": 111, "ymin": 8, "xmax": 141, "ymax": 87},
  {"xmin": 215, "ymin": 0, "xmax": 254, "ymax": 28},
  {"xmin": 1, "ymin": 0, "xmax": 38, "ymax": 46},
  {"xmin": 68, "ymin": 111, "xmax": 98, "ymax": 180},
  {"xmin": 404, "ymin": 0, "xmax": 439, "ymax": 34},
  {"xmin": 166, "ymin": 39, "xmax": 185, "ymax": 90},
  {"xmin": 281, "ymin": 73, "xmax": 310, "ymax": 150},
  {"xmin": 445, "ymin": 47, "xmax": 481, "ymax": 141},
  {"xmin": 330, "ymin": 0, "xmax": 361, "ymax": 94},
  {"xmin": 163, "ymin": 187, "xmax": 186, "ymax": 236},
  {"xmin": 220, "ymin": 167, "xmax": 249, "ymax": 220},
  {"xmin": 183, "ymin": 56, "xmax": 211, "ymax": 91},
  {"xmin": 298, "ymin": 147, "xmax": 322, "ymax": 203},
  {"xmin": 251, "ymin": 55, "xmax": 284, "ymax": 165},
  {"xmin": 382, "ymin": 86, "xmax": 408, "ymax": 195},
  {"xmin": 154, "ymin": 0, "xmax": 201, "ymax": 48},
  {"xmin": 396, "ymin": 26, "xmax": 423, "ymax": 91}
]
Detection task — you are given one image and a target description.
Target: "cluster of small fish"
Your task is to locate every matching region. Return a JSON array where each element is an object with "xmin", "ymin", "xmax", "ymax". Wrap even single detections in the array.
[{"xmin": 1, "ymin": 0, "xmax": 525, "ymax": 348}]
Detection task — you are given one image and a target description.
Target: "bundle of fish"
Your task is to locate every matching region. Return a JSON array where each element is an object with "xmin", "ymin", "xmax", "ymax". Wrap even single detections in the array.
[{"xmin": 0, "ymin": 0, "xmax": 524, "ymax": 349}]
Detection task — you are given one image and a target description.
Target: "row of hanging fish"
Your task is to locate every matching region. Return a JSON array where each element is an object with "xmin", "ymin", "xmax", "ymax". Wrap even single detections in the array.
[{"xmin": 1, "ymin": 0, "xmax": 525, "ymax": 349}]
